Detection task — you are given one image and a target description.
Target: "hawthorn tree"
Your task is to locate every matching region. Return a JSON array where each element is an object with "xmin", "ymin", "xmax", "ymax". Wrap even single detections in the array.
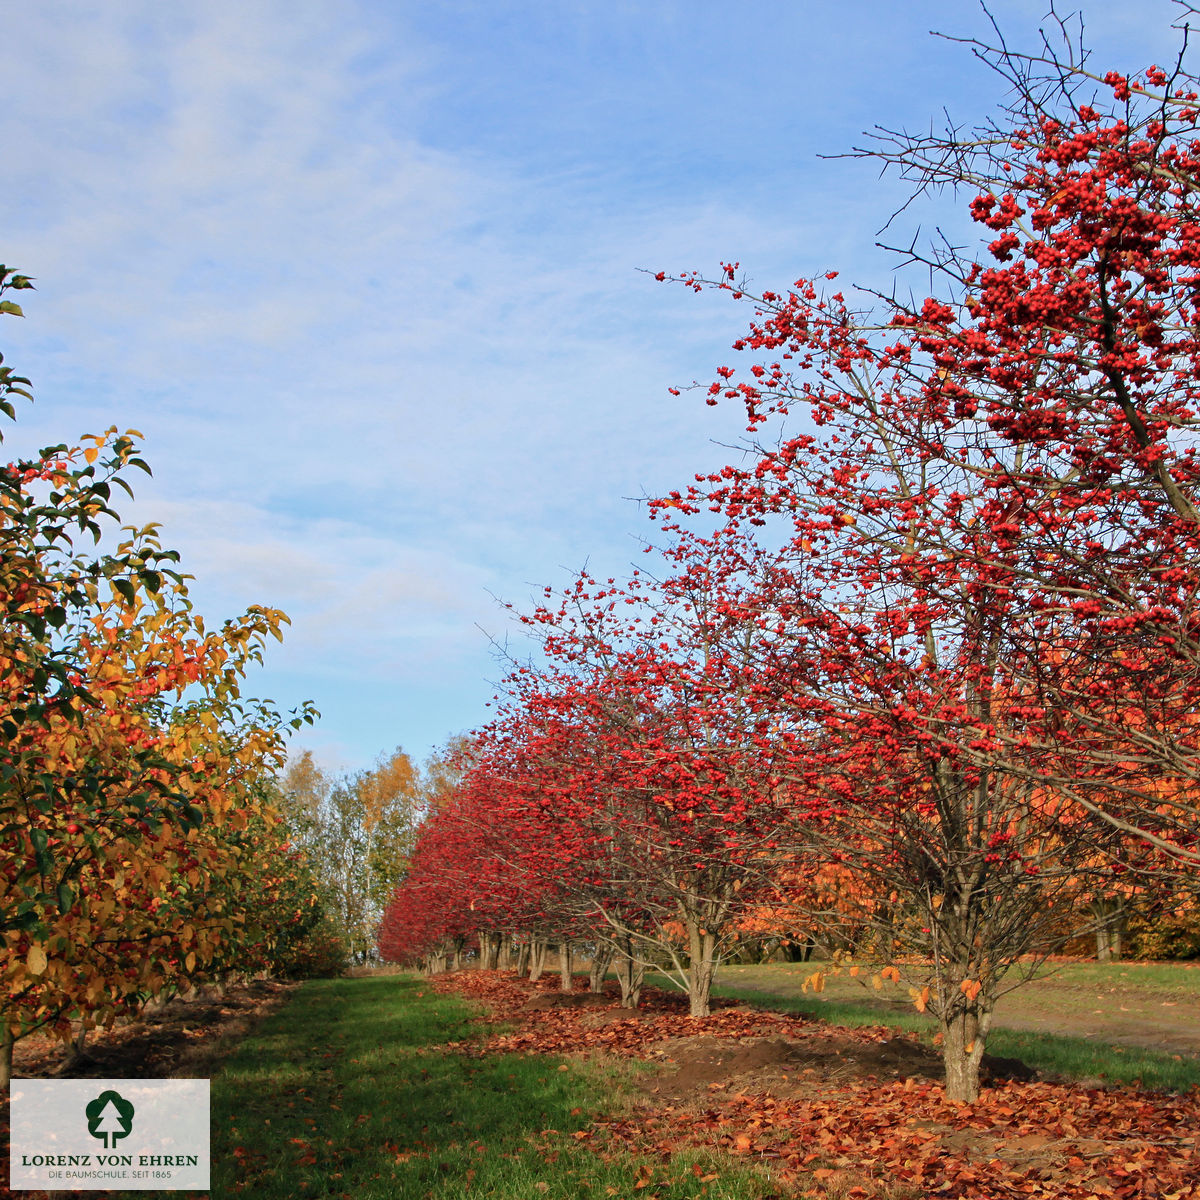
[
  {"xmin": 834, "ymin": 11, "xmax": 1200, "ymax": 865},
  {"xmin": 645, "ymin": 14, "xmax": 1200, "ymax": 1097}
]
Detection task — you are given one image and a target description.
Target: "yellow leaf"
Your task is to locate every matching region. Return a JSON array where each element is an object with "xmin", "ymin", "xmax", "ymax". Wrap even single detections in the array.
[
  {"xmin": 872, "ymin": 974, "xmax": 883, "ymax": 991},
  {"xmin": 27, "ymin": 945, "xmax": 48, "ymax": 976}
]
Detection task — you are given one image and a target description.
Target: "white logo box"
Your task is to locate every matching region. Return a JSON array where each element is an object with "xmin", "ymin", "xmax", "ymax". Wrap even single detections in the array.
[{"xmin": 10, "ymin": 1079, "xmax": 209, "ymax": 1191}]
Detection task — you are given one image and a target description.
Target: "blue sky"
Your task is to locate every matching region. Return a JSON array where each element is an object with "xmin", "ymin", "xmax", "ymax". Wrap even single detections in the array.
[{"xmin": 1, "ymin": 1, "xmax": 1187, "ymax": 771}]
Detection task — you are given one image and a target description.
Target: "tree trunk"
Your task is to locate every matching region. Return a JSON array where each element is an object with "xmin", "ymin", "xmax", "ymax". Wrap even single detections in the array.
[
  {"xmin": 755, "ymin": 938, "xmax": 780, "ymax": 964},
  {"xmin": 515, "ymin": 941, "xmax": 531, "ymax": 975},
  {"xmin": 558, "ymin": 940, "xmax": 573, "ymax": 991},
  {"xmin": 589, "ymin": 946, "xmax": 614, "ymax": 993},
  {"xmin": 480, "ymin": 931, "xmax": 502, "ymax": 971},
  {"xmin": 0, "ymin": 1024, "xmax": 13, "ymax": 1092},
  {"xmin": 615, "ymin": 935, "xmax": 645, "ymax": 1008},
  {"xmin": 941, "ymin": 1008, "xmax": 988, "ymax": 1103},
  {"xmin": 781, "ymin": 938, "xmax": 814, "ymax": 963},
  {"xmin": 686, "ymin": 923, "xmax": 718, "ymax": 1018},
  {"xmin": 528, "ymin": 939, "xmax": 547, "ymax": 982},
  {"xmin": 58, "ymin": 1023, "xmax": 91, "ymax": 1074},
  {"xmin": 1094, "ymin": 900, "xmax": 1126, "ymax": 961},
  {"xmin": 497, "ymin": 938, "xmax": 512, "ymax": 970},
  {"xmin": 451, "ymin": 937, "xmax": 464, "ymax": 971}
]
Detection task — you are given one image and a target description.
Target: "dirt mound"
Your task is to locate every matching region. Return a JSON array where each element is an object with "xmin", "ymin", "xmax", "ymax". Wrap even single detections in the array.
[
  {"xmin": 645, "ymin": 1032, "xmax": 946, "ymax": 1099},
  {"xmin": 643, "ymin": 1032, "xmax": 1037, "ymax": 1100},
  {"xmin": 582, "ymin": 1007, "xmax": 653, "ymax": 1027},
  {"xmin": 523, "ymin": 992, "xmax": 611, "ymax": 1011},
  {"xmin": 982, "ymin": 1053, "xmax": 1038, "ymax": 1083}
]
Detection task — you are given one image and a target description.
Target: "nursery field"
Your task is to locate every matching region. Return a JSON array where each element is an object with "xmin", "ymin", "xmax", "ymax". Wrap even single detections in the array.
[{"xmin": 8, "ymin": 967, "xmax": 1199, "ymax": 1199}]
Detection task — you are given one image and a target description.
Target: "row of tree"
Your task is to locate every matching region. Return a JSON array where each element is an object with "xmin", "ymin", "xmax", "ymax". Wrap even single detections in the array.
[
  {"xmin": 0, "ymin": 266, "xmax": 324, "ymax": 1087},
  {"xmin": 380, "ymin": 24, "xmax": 1200, "ymax": 1102}
]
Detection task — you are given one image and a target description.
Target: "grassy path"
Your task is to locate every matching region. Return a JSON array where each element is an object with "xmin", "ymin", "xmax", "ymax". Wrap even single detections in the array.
[{"xmin": 195, "ymin": 975, "xmax": 769, "ymax": 1200}]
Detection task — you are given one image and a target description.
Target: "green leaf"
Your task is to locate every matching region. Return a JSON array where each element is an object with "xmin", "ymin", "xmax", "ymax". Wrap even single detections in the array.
[
  {"xmin": 30, "ymin": 826, "xmax": 52, "ymax": 876},
  {"xmin": 14, "ymin": 908, "xmax": 44, "ymax": 934},
  {"xmin": 112, "ymin": 577, "xmax": 137, "ymax": 605},
  {"xmin": 0, "ymin": 300, "xmax": 25, "ymax": 316}
]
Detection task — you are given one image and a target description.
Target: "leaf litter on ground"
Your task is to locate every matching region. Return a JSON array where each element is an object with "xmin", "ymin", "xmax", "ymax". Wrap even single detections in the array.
[{"xmin": 432, "ymin": 969, "xmax": 1200, "ymax": 1199}]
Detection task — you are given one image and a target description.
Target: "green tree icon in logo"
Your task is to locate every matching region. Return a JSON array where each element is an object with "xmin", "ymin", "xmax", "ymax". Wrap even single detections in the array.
[{"xmin": 85, "ymin": 1090, "xmax": 135, "ymax": 1149}]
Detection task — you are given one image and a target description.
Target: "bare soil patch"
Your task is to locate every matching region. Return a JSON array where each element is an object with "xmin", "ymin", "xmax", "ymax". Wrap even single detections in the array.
[
  {"xmin": 647, "ymin": 1032, "xmax": 1035, "ymax": 1102},
  {"xmin": 582, "ymin": 1006, "xmax": 653, "ymax": 1027},
  {"xmin": 648, "ymin": 1032, "xmax": 942, "ymax": 1100},
  {"xmin": 523, "ymin": 991, "xmax": 611, "ymax": 1011}
]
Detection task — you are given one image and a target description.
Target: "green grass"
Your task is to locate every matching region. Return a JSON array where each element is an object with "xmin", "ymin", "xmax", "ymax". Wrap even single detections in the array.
[
  {"xmin": 662, "ymin": 967, "xmax": 1200, "ymax": 1092},
  {"xmin": 111, "ymin": 975, "xmax": 778, "ymax": 1200},
  {"xmin": 1027, "ymin": 959, "xmax": 1200, "ymax": 993}
]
